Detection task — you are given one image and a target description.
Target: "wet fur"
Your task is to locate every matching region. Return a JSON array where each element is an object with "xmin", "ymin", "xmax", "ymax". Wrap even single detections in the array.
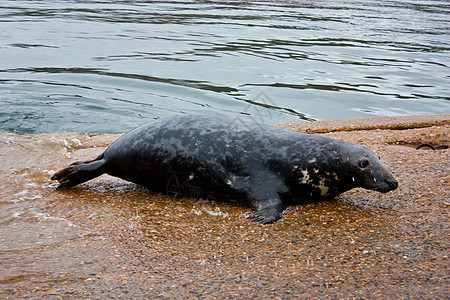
[{"xmin": 52, "ymin": 114, "xmax": 398, "ymax": 224}]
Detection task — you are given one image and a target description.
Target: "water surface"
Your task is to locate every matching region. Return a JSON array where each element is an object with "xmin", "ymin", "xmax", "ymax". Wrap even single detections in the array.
[{"xmin": 1, "ymin": 0, "xmax": 450, "ymax": 133}]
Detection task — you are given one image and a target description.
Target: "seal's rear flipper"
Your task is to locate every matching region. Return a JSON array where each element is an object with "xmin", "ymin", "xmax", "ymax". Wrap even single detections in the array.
[{"xmin": 51, "ymin": 155, "xmax": 106, "ymax": 189}]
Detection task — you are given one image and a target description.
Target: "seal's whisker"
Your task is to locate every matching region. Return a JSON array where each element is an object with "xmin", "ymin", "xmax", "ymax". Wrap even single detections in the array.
[{"xmin": 362, "ymin": 192, "xmax": 383, "ymax": 209}]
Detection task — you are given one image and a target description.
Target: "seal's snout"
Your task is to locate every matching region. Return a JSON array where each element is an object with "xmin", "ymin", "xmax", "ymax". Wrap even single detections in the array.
[
  {"xmin": 383, "ymin": 178, "xmax": 398, "ymax": 192},
  {"xmin": 369, "ymin": 177, "xmax": 398, "ymax": 193},
  {"xmin": 387, "ymin": 178, "xmax": 398, "ymax": 191},
  {"xmin": 351, "ymin": 149, "xmax": 398, "ymax": 193}
]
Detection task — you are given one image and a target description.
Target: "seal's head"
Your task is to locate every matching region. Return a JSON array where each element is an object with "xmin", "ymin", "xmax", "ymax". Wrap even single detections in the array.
[{"xmin": 338, "ymin": 143, "xmax": 398, "ymax": 193}]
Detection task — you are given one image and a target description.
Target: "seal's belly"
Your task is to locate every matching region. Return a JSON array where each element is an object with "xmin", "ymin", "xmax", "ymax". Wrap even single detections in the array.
[{"xmin": 104, "ymin": 146, "xmax": 248, "ymax": 200}]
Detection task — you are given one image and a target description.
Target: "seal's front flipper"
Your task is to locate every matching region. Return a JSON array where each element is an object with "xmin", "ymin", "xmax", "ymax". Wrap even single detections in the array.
[
  {"xmin": 248, "ymin": 198, "xmax": 284, "ymax": 224},
  {"xmin": 51, "ymin": 155, "xmax": 106, "ymax": 189},
  {"xmin": 245, "ymin": 166, "xmax": 288, "ymax": 224}
]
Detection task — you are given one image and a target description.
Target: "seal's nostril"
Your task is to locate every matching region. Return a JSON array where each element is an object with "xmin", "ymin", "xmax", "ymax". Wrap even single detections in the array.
[{"xmin": 387, "ymin": 179, "xmax": 398, "ymax": 190}]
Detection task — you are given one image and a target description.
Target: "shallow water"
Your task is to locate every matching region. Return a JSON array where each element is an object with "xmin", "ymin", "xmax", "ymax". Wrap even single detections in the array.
[{"xmin": 1, "ymin": 0, "xmax": 450, "ymax": 133}]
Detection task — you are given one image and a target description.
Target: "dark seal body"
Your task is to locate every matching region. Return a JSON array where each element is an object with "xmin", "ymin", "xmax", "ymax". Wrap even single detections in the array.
[{"xmin": 51, "ymin": 114, "xmax": 398, "ymax": 223}]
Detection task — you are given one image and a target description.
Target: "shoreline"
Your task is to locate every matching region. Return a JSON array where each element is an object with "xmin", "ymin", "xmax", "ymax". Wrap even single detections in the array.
[{"xmin": 276, "ymin": 113, "xmax": 450, "ymax": 133}]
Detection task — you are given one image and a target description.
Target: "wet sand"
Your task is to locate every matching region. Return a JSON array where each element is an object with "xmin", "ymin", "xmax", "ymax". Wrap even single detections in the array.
[{"xmin": 0, "ymin": 114, "xmax": 448, "ymax": 299}]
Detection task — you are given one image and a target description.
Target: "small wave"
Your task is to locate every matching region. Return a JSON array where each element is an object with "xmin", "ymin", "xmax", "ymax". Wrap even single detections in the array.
[
  {"xmin": 11, "ymin": 184, "xmax": 42, "ymax": 203},
  {"xmin": 31, "ymin": 210, "xmax": 78, "ymax": 227},
  {"xmin": 191, "ymin": 207, "xmax": 229, "ymax": 218}
]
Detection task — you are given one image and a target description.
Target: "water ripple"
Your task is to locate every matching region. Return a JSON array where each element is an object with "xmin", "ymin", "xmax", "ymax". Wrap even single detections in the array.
[{"xmin": 1, "ymin": 0, "xmax": 449, "ymax": 133}]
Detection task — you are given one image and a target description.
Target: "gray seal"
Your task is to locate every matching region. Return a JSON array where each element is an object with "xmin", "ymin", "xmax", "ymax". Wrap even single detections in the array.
[{"xmin": 51, "ymin": 114, "xmax": 398, "ymax": 224}]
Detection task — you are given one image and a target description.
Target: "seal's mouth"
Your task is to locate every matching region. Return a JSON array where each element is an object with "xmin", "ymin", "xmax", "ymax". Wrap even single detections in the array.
[{"xmin": 369, "ymin": 178, "xmax": 398, "ymax": 193}]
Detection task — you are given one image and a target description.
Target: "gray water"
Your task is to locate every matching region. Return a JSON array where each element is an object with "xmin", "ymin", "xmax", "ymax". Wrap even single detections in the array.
[{"xmin": 1, "ymin": 0, "xmax": 449, "ymax": 134}]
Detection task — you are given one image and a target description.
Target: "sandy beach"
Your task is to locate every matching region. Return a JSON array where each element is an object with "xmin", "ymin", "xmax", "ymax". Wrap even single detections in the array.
[{"xmin": 0, "ymin": 114, "xmax": 448, "ymax": 299}]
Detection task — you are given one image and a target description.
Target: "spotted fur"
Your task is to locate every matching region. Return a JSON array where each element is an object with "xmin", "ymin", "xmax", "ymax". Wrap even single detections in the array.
[{"xmin": 51, "ymin": 114, "xmax": 398, "ymax": 224}]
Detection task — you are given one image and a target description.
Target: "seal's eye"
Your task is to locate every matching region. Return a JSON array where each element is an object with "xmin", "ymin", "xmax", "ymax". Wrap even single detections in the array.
[{"xmin": 359, "ymin": 159, "xmax": 369, "ymax": 168}]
